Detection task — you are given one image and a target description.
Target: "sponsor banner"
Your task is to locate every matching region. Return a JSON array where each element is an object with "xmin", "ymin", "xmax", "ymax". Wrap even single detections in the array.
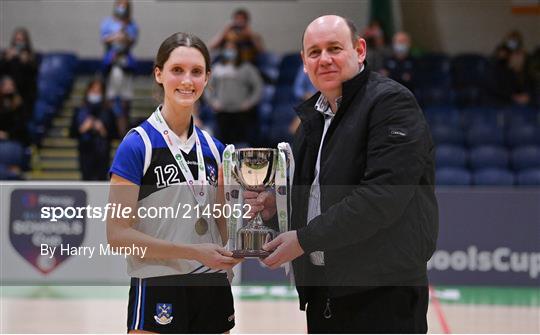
[
  {"xmin": 9, "ymin": 189, "xmax": 86, "ymax": 274},
  {"xmin": 429, "ymin": 188, "xmax": 540, "ymax": 286},
  {"xmin": 1, "ymin": 183, "xmax": 128, "ymax": 284}
]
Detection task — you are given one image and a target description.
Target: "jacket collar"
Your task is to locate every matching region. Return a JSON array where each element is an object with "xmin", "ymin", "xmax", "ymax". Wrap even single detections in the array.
[{"xmin": 295, "ymin": 64, "xmax": 370, "ymax": 123}]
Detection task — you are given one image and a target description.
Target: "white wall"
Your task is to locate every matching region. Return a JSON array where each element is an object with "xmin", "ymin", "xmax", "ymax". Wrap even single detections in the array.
[{"xmin": 1, "ymin": 0, "xmax": 369, "ymax": 58}]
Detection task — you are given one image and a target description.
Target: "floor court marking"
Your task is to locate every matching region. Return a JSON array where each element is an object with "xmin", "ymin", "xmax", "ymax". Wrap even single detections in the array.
[{"xmin": 430, "ymin": 285, "xmax": 451, "ymax": 334}]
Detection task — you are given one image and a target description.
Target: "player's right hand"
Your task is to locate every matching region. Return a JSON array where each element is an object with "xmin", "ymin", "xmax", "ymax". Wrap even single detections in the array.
[{"xmin": 193, "ymin": 243, "xmax": 242, "ymax": 270}]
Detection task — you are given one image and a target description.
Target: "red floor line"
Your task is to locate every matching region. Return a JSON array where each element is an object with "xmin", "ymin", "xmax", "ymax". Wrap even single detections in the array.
[{"xmin": 430, "ymin": 285, "xmax": 452, "ymax": 334}]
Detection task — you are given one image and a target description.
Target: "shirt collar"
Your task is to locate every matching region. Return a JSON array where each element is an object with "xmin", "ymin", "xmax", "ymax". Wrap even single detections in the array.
[
  {"xmin": 157, "ymin": 105, "xmax": 196, "ymax": 154},
  {"xmin": 314, "ymin": 95, "xmax": 341, "ymax": 118},
  {"xmin": 314, "ymin": 64, "xmax": 364, "ymax": 118}
]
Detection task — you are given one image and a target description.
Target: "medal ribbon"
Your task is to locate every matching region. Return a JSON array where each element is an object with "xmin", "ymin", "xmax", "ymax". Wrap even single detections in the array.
[
  {"xmin": 149, "ymin": 108, "xmax": 207, "ymax": 206},
  {"xmin": 222, "ymin": 144, "xmax": 242, "ymax": 251},
  {"xmin": 276, "ymin": 142, "xmax": 294, "ymax": 233}
]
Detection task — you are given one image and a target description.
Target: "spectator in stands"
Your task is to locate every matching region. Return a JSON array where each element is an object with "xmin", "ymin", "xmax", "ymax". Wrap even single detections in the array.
[
  {"xmin": 0, "ymin": 28, "xmax": 38, "ymax": 124},
  {"xmin": 362, "ymin": 20, "xmax": 390, "ymax": 72},
  {"xmin": 381, "ymin": 31, "xmax": 415, "ymax": 91},
  {"xmin": 0, "ymin": 76, "xmax": 29, "ymax": 145},
  {"xmin": 100, "ymin": 0, "xmax": 138, "ymax": 136},
  {"xmin": 488, "ymin": 30, "xmax": 534, "ymax": 107},
  {"xmin": 209, "ymin": 8, "xmax": 264, "ymax": 65},
  {"xmin": 205, "ymin": 41, "xmax": 263, "ymax": 145},
  {"xmin": 70, "ymin": 78, "xmax": 116, "ymax": 181}
]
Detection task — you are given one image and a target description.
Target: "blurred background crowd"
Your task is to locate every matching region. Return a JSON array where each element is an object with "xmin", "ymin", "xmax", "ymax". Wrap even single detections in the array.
[{"xmin": 1, "ymin": 0, "xmax": 539, "ymax": 185}]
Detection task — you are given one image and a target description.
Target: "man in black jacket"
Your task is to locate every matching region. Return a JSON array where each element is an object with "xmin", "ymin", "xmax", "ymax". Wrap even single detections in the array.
[{"xmin": 247, "ymin": 15, "xmax": 438, "ymax": 333}]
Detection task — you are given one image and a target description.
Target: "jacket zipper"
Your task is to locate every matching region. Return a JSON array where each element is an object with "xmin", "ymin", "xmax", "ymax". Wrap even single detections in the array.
[{"xmin": 323, "ymin": 297, "xmax": 332, "ymax": 319}]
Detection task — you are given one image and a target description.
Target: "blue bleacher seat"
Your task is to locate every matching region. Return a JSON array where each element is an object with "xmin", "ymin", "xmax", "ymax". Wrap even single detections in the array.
[
  {"xmin": 504, "ymin": 106, "xmax": 539, "ymax": 127},
  {"xmin": 462, "ymin": 107, "xmax": 503, "ymax": 128},
  {"xmin": 451, "ymin": 54, "xmax": 488, "ymax": 87},
  {"xmin": 436, "ymin": 144, "xmax": 467, "ymax": 168},
  {"xmin": 423, "ymin": 106, "xmax": 461, "ymax": 127},
  {"xmin": 414, "ymin": 53, "xmax": 452, "ymax": 107},
  {"xmin": 507, "ymin": 125, "xmax": 540, "ymax": 147},
  {"xmin": 76, "ymin": 58, "xmax": 102, "ymax": 75},
  {"xmin": 511, "ymin": 146, "xmax": 540, "ymax": 171},
  {"xmin": 431, "ymin": 124, "xmax": 465, "ymax": 146},
  {"xmin": 133, "ymin": 59, "xmax": 154, "ymax": 76},
  {"xmin": 451, "ymin": 54, "xmax": 488, "ymax": 107},
  {"xmin": 256, "ymin": 52, "xmax": 281, "ymax": 83},
  {"xmin": 473, "ymin": 168, "xmax": 515, "ymax": 186},
  {"xmin": 0, "ymin": 141, "xmax": 25, "ymax": 168},
  {"xmin": 466, "ymin": 124, "xmax": 505, "ymax": 146},
  {"xmin": 276, "ymin": 53, "xmax": 302, "ymax": 86},
  {"xmin": 0, "ymin": 163, "xmax": 22, "ymax": 180},
  {"xmin": 436, "ymin": 167, "xmax": 472, "ymax": 185},
  {"xmin": 469, "ymin": 145, "xmax": 509, "ymax": 170},
  {"xmin": 516, "ymin": 169, "xmax": 540, "ymax": 186}
]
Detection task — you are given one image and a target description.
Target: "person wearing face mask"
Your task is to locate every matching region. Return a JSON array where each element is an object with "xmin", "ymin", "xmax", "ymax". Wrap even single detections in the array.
[
  {"xmin": 70, "ymin": 79, "xmax": 116, "ymax": 181},
  {"xmin": 0, "ymin": 76, "xmax": 28, "ymax": 145},
  {"xmin": 487, "ymin": 30, "xmax": 534, "ymax": 107},
  {"xmin": 100, "ymin": 0, "xmax": 138, "ymax": 137},
  {"xmin": 0, "ymin": 28, "xmax": 38, "ymax": 126},
  {"xmin": 204, "ymin": 41, "xmax": 263, "ymax": 146},
  {"xmin": 381, "ymin": 31, "xmax": 416, "ymax": 91}
]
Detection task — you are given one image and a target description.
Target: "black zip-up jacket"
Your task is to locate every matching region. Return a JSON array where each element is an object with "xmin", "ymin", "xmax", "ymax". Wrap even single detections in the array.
[{"xmin": 291, "ymin": 68, "xmax": 438, "ymax": 310}]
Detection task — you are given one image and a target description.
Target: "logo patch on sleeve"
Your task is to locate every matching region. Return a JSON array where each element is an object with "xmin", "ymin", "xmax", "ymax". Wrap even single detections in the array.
[{"xmin": 389, "ymin": 128, "xmax": 407, "ymax": 137}]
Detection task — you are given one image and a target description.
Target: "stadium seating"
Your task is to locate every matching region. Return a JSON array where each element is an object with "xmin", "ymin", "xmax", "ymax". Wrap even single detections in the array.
[
  {"xmin": 436, "ymin": 144, "xmax": 468, "ymax": 168},
  {"xmin": 516, "ymin": 169, "xmax": 540, "ymax": 186},
  {"xmin": 431, "ymin": 124, "xmax": 465, "ymax": 146},
  {"xmin": 506, "ymin": 125, "xmax": 540, "ymax": 147},
  {"xmin": 511, "ymin": 146, "xmax": 540, "ymax": 171},
  {"xmin": 473, "ymin": 168, "xmax": 515, "ymax": 186},
  {"xmin": 469, "ymin": 145, "xmax": 509, "ymax": 170},
  {"xmin": 466, "ymin": 124, "xmax": 505, "ymax": 146},
  {"xmin": 436, "ymin": 167, "xmax": 472, "ymax": 185}
]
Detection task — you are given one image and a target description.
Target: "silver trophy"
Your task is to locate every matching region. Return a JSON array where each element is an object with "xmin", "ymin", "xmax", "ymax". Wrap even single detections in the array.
[{"xmin": 231, "ymin": 148, "xmax": 278, "ymax": 258}]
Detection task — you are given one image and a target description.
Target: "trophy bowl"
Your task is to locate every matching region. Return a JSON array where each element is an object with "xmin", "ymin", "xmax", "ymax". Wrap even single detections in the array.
[{"xmin": 231, "ymin": 148, "xmax": 278, "ymax": 258}]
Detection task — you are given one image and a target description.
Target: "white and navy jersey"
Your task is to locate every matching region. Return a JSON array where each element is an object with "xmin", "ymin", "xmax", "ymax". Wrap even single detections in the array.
[{"xmin": 110, "ymin": 107, "xmax": 226, "ymax": 278}]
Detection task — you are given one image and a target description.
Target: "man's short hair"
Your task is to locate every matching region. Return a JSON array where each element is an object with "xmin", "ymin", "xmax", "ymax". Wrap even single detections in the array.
[{"xmin": 301, "ymin": 16, "xmax": 359, "ymax": 51}]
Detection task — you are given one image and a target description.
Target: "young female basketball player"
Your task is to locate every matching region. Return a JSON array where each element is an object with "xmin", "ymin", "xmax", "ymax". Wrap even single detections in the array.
[{"xmin": 107, "ymin": 32, "xmax": 241, "ymax": 333}]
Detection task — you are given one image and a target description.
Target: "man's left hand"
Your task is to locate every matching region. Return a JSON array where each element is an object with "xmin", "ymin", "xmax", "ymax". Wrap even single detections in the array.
[{"xmin": 262, "ymin": 231, "xmax": 304, "ymax": 269}]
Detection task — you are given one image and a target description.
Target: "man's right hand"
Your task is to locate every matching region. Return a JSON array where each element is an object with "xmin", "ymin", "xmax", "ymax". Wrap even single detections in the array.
[{"xmin": 244, "ymin": 190, "xmax": 277, "ymax": 221}]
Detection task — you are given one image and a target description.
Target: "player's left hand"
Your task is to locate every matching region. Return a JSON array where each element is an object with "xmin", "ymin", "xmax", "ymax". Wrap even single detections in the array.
[{"xmin": 261, "ymin": 231, "xmax": 304, "ymax": 269}]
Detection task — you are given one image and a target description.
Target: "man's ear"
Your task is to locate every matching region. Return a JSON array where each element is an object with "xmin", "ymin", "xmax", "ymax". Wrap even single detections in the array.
[
  {"xmin": 355, "ymin": 38, "xmax": 367, "ymax": 64},
  {"xmin": 154, "ymin": 67, "xmax": 162, "ymax": 84}
]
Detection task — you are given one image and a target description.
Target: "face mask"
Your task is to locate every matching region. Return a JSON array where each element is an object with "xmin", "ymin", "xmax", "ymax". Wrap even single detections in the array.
[
  {"xmin": 506, "ymin": 39, "xmax": 519, "ymax": 51},
  {"xmin": 393, "ymin": 43, "xmax": 409, "ymax": 56},
  {"xmin": 87, "ymin": 94, "xmax": 102, "ymax": 104},
  {"xmin": 114, "ymin": 6, "xmax": 127, "ymax": 18},
  {"xmin": 222, "ymin": 49, "xmax": 237, "ymax": 61},
  {"xmin": 14, "ymin": 42, "xmax": 27, "ymax": 52}
]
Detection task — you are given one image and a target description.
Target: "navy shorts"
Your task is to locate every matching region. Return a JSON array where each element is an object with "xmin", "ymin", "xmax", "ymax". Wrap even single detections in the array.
[{"xmin": 127, "ymin": 273, "xmax": 235, "ymax": 333}]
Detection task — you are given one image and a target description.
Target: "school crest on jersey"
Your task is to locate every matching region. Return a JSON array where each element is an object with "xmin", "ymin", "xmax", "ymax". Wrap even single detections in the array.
[{"xmin": 154, "ymin": 303, "xmax": 173, "ymax": 325}]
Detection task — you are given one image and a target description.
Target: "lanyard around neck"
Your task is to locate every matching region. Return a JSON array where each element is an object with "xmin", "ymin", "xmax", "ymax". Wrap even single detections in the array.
[{"xmin": 149, "ymin": 108, "xmax": 207, "ymax": 206}]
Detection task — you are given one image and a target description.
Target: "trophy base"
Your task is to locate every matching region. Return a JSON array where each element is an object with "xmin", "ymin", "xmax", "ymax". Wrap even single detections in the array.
[{"xmin": 232, "ymin": 249, "xmax": 270, "ymax": 258}]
